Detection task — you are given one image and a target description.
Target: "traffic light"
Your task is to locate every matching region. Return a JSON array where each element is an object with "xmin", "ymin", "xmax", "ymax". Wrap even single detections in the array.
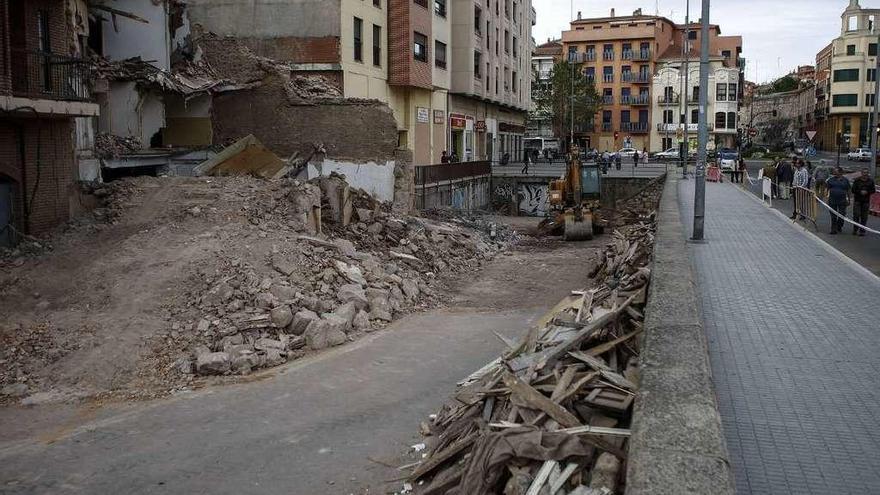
[{"xmin": 614, "ymin": 131, "xmax": 619, "ymax": 140}]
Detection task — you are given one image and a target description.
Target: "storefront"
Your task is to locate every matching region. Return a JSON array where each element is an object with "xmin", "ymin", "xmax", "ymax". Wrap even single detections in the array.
[{"xmin": 448, "ymin": 94, "xmax": 527, "ymax": 163}]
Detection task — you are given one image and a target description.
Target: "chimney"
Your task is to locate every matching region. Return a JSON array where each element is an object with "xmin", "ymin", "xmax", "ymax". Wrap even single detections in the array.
[
  {"xmin": 610, "ymin": 8, "xmax": 616, "ymax": 17},
  {"xmin": 577, "ymin": 11, "xmax": 582, "ymax": 20}
]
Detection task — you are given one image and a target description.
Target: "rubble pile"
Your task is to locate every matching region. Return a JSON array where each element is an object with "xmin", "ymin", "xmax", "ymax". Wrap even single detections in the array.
[
  {"xmin": 148, "ymin": 175, "xmax": 510, "ymax": 378},
  {"xmin": 94, "ymin": 133, "xmax": 143, "ymax": 159},
  {"xmin": 610, "ymin": 176, "xmax": 665, "ymax": 227},
  {"xmin": 0, "ymin": 322, "xmax": 89, "ymax": 400},
  {"xmin": 397, "ymin": 220, "xmax": 656, "ymax": 495}
]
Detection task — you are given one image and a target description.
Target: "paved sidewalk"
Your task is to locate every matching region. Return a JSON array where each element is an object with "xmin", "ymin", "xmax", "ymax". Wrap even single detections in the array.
[{"xmin": 679, "ymin": 180, "xmax": 880, "ymax": 495}]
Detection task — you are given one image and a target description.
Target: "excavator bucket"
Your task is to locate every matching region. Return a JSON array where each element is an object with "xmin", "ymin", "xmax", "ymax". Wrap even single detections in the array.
[{"xmin": 563, "ymin": 212, "xmax": 594, "ymax": 241}]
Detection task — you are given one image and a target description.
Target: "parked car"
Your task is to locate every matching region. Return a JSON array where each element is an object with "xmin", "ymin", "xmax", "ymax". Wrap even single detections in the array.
[
  {"xmin": 718, "ymin": 151, "xmax": 739, "ymax": 171},
  {"xmin": 617, "ymin": 148, "xmax": 645, "ymax": 161},
  {"xmin": 654, "ymin": 148, "xmax": 680, "ymax": 160},
  {"xmin": 847, "ymin": 148, "xmax": 873, "ymax": 161}
]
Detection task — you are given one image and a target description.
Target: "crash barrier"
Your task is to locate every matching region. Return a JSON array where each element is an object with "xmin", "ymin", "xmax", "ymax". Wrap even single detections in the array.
[
  {"xmin": 792, "ymin": 186, "xmax": 819, "ymax": 228},
  {"xmin": 707, "ymin": 166, "xmax": 722, "ymax": 182}
]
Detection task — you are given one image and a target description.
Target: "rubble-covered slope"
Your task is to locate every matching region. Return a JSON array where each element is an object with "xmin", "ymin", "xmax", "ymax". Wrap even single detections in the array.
[{"xmin": 0, "ymin": 176, "xmax": 512, "ymax": 404}]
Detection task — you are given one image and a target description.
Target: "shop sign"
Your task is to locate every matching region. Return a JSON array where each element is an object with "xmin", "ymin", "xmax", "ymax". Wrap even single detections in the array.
[
  {"xmin": 450, "ymin": 114, "xmax": 467, "ymax": 130},
  {"xmin": 417, "ymin": 107, "xmax": 430, "ymax": 123},
  {"xmin": 475, "ymin": 120, "xmax": 487, "ymax": 132},
  {"xmin": 433, "ymin": 110, "xmax": 445, "ymax": 124},
  {"xmin": 498, "ymin": 122, "xmax": 526, "ymax": 134}
]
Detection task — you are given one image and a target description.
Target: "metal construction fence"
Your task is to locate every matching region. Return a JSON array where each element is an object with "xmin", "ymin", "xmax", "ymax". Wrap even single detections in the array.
[{"xmin": 414, "ymin": 161, "xmax": 492, "ymax": 211}]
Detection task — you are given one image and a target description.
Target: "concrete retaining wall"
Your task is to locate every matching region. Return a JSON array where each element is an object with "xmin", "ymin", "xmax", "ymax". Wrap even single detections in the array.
[
  {"xmin": 626, "ymin": 176, "xmax": 735, "ymax": 495},
  {"xmin": 416, "ymin": 176, "xmax": 490, "ymax": 211}
]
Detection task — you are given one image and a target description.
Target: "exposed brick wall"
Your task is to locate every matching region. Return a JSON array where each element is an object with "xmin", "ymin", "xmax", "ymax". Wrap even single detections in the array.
[
  {"xmin": 8, "ymin": 0, "xmax": 70, "ymax": 98},
  {"xmin": 239, "ymin": 36, "xmax": 341, "ymax": 65},
  {"xmin": 0, "ymin": 118, "xmax": 75, "ymax": 236},
  {"xmin": 387, "ymin": 0, "xmax": 432, "ymax": 89},
  {"xmin": 212, "ymin": 74, "xmax": 399, "ymax": 162},
  {"xmin": 0, "ymin": 0, "xmax": 10, "ymax": 94}
]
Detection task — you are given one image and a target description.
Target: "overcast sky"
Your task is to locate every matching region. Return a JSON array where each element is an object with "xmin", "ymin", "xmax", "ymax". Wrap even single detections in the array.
[{"xmin": 532, "ymin": 0, "xmax": 848, "ymax": 83}]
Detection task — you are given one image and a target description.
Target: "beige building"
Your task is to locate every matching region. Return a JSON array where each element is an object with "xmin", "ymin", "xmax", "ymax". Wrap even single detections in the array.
[
  {"xmin": 448, "ymin": 0, "xmax": 535, "ymax": 162},
  {"xmin": 814, "ymin": 0, "xmax": 880, "ymax": 151}
]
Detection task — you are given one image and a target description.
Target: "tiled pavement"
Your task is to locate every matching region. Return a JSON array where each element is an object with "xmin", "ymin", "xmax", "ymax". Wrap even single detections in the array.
[{"xmin": 678, "ymin": 180, "xmax": 880, "ymax": 495}]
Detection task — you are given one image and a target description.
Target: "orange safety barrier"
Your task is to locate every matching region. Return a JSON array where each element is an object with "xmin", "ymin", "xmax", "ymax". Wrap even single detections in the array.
[{"xmin": 707, "ymin": 166, "xmax": 722, "ymax": 182}]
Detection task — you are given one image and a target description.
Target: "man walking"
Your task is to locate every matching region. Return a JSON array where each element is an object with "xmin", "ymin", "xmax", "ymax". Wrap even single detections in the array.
[
  {"xmin": 851, "ymin": 168, "xmax": 876, "ymax": 236},
  {"xmin": 521, "ymin": 154, "xmax": 532, "ymax": 175},
  {"xmin": 777, "ymin": 159, "xmax": 794, "ymax": 200},
  {"xmin": 826, "ymin": 167, "xmax": 851, "ymax": 235},
  {"xmin": 791, "ymin": 161, "xmax": 810, "ymax": 220}
]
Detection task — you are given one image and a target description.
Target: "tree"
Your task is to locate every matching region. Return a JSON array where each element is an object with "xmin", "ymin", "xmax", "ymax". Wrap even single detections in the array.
[
  {"xmin": 533, "ymin": 61, "xmax": 602, "ymax": 147},
  {"xmin": 763, "ymin": 75, "xmax": 799, "ymax": 94}
]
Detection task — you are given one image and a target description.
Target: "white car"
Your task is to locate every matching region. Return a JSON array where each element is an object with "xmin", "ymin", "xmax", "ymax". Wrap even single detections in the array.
[
  {"xmin": 847, "ymin": 148, "xmax": 872, "ymax": 161},
  {"xmin": 718, "ymin": 152, "xmax": 739, "ymax": 170},
  {"xmin": 618, "ymin": 148, "xmax": 645, "ymax": 161},
  {"xmin": 655, "ymin": 148, "xmax": 680, "ymax": 160}
]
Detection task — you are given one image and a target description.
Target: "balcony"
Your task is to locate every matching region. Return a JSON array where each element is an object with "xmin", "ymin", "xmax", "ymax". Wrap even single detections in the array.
[
  {"xmin": 585, "ymin": 75, "xmax": 595, "ymax": 83},
  {"xmin": 583, "ymin": 52, "xmax": 596, "ymax": 62},
  {"xmin": 602, "ymin": 74, "xmax": 614, "ymax": 83},
  {"xmin": 630, "ymin": 94, "xmax": 650, "ymax": 106},
  {"xmin": 603, "ymin": 51, "xmax": 615, "ymax": 61},
  {"xmin": 622, "ymin": 72, "xmax": 651, "ymax": 84},
  {"xmin": 658, "ymin": 94, "xmax": 680, "ymax": 105},
  {"xmin": 601, "ymin": 122, "xmax": 613, "ymax": 132},
  {"xmin": 656, "ymin": 123, "xmax": 715, "ymax": 132},
  {"xmin": 621, "ymin": 122, "xmax": 649, "ymax": 133},
  {"xmin": 574, "ymin": 123, "xmax": 595, "ymax": 133},
  {"xmin": 10, "ymin": 49, "xmax": 92, "ymax": 102},
  {"xmin": 622, "ymin": 50, "xmax": 635, "ymax": 60},
  {"xmin": 634, "ymin": 49, "xmax": 651, "ymax": 61},
  {"xmin": 602, "ymin": 95, "xmax": 614, "ymax": 105}
]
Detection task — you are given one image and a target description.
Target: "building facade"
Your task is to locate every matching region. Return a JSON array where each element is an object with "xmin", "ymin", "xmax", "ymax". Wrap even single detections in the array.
[
  {"xmin": 0, "ymin": 0, "xmax": 99, "ymax": 246},
  {"xmin": 561, "ymin": 10, "xmax": 742, "ymax": 152},
  {"xmin": 448, "ymin": 0, "xmax": 534, "ymax": 163},
  {"xmin": 527, "ymin": 38, "xmax": 561, "ymax": 138},
  {"xmin": 814, "ymin": 0, "xmax": 880, "ymax": 151}
]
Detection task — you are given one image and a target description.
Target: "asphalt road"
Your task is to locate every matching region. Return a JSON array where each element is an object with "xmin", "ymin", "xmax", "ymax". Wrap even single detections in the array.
[
  {"xmin": 0, "ymin": 234, "xmax": 598, "ymax": 495},
  {"xmin": 493, "ymin": 159, "xmax": 673, "ymax": 179}
]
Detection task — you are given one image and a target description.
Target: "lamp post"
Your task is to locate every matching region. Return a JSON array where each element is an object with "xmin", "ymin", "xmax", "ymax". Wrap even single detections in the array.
[{"xmin": 693, "ymin": 0, "xmax": 710, "ymax": 241}]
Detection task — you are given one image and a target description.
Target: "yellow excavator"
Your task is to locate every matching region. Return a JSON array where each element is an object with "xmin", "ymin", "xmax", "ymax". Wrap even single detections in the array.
[{"xmin": 541, "ymin": 145, "xmax": 607, "ymax": 241}]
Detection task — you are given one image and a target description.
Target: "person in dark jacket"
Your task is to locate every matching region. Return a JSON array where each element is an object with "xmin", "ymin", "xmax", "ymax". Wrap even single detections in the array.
[
  {"xmin": 826, "ymin": 167, "xmax": 852, "ymax": 235},
  {"xmin": 851, "ymin": 168, "xmax": 876, "ymax": 236},
  {"xmin": 776, "ymin": 159, "xmax": 794, "ymax": 199},
  {"xmin": 633, "ymin": 150, "xmax": 639, "ymax": 168},
  {"xmin": 440, "ymin": 151, "xmax": 449, "ymax": 164}
]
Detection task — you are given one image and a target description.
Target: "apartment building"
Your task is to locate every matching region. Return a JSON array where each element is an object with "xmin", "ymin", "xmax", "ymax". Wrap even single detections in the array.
[
  {"xmin": 813, "ymin": 0, "xmax": 880, "ymax": 151},
  {"xmin": 448, "ymin": 0, "xmax": 534, "ymax": 162},
  {"xmin": 651, "ymin": 49, "xmax": 742, "ymax": 153},
  {"xmin": 0, "ymin": 0, "xmax": 99, "ymax": 246},
  {"xmin": 187, "ymin": 0, "xmax": 451, "ymax": 166},
  {"xmin": 527, "ymin": 38, "xmax": 562, "ymax": 138},
  {"xmin": 561, "ymin": 10, "xmax": 742, "ymax": 151}
]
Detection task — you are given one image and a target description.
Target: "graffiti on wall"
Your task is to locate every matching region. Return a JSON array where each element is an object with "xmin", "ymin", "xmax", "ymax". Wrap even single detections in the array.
[
  {"xmin": 493, "ymin": 183, "xmax": 513, "ymax": 200},
  {"xmin": 518, "ymin": 183, "xmax": 549, "ymax": 216}
]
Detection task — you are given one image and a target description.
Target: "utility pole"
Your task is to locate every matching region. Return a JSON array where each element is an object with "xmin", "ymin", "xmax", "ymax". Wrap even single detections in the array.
[
  {"xmin": 871, "ymin": 28, "xmax": 880, "ymax": 179},
  {"xmin": 693, "ymin": 0, "xmax": 710, "ymax": 240},
  {"xmin": 681, "ymin": 0, "xmax": 690, "ymax": 179}
]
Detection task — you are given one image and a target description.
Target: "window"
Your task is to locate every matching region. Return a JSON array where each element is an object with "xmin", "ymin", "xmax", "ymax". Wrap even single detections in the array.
[
  {"xmin": 37, "ymin": 9, "xmax": 52, "ymax": 90},
  {"xmin": 495, "ymin": 67, "xmax": 499, "ymax": 93},
  {"xmin": 834, "ymin": 69, "xmax": 860, "ymax": 82},
  {"xmin": 435, "ymin": 40, "xmax": 447, "ymax": 69},
  {"xmin": 513, "ymin": 37, "xmax": 518, "ymax": 58},
  {"xmin": 691, "ymin": 108, "xmax": 699, "ymax": 124},
  {"xmin": 504, "ymin": 67, "xmax": 509, "ymax": 91},
  {"xmin": 869, "ymin": 69, "xmax": 876, "ymax": 82},
  {"xmin": 372, "ymin": 25, "xmax": 381, "ymax": 66},
  {"xmin": 504, "ymin": 29, "xmax": 510, "ymax": 53},
  {"xmin": 512, "ymin": 71, "xmax": 517, "ymax": 93},
  {"xmin": 584, "ymin": 67, "xmax": 595, "ymax": 81},
  {"xmin": 664, "ymin": 86, "xmax": 674, "ymax": 100},
  {"xmin": 868, "ymin": 94, "xmax": 876, "ymax": 107},
  {"xmin": 847, "ymin": 44, "xmax": 856, "ymax": 56},
  {"xmin": 568, "ymin": 46, "xmax": 577, "ymax": 62},
  {"xmin": 621, "ymin": 110, "xmax": 631, "ymax": 123},
  {"xmin": 353, "ymin": 17, "xmax": 363, "ymax": 62},
  {"xmin": 663, "ymin": 109, "xmax": 674, "ymax": 124},
  {"xmin": 473, "ymin": 50, "xmax": 481, "ymax": 77},
  {"xmin": 716, "ymin": 83, "xmax": 728, "ymax": 101},
  {"xmin": 602, "ymin": 110, "xmax": 612, "ymax": 123},
  {"xmin": 871, "ymin": 44, "xmax": 878, "ymax": 56},
  {"xmin": 833, "ymin": 94, "xmax": 858, "ymax": 107},
  {"xmin": 727, "ymin": 112, "xmax": 736, "ymax": 129},
  {"xmin": 474, "ymin": 6, "xmax": 481, "ymax": 34},
  {"xmin": 495, "ymin": 28, "xmax": 499, "ymax": 55},
  {"xmin": 414, "ymin": 0, "xmax": 428, "ymax": 7},
  {"xmin": 692, "ymin": 85, "xmax": 700, "ymax": 101},
  {"xmin": 848, "ymin": 15, "xmax": 858, "ymax": 31},
  {"xmin": 603, "ymin": 66, "xmax": 613, "ymax": 83},
  {"xmin": 728, "ymin": 83, "xmax": 737, "ymax": 101},
  {"xmin": 434, "ymin": 0, "xmax": 446, "ymax": 17},
  {"xmin": 414, "ymin": 32, "xmax": 428, "ymax": 62},
  {"xmin": 374, "ymin": 0, "xmax": 381, "ymax": 7},
  {"xmin": 688, "ymin": 30, "xmax": 697, "ymax": 40},
  {"xmin": 486, "ymin": 62, "xmax": 490, "ymax": 87},
  {"xmin": 486, "ymin": 21, "xmax": 490, "ymax": 48}
]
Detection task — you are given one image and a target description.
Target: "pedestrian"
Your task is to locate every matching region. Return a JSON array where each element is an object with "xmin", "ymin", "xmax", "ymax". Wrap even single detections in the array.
[
  {"xmin": 615, "ymin": 152, "xmax": 622, "ymax": 170},
  {"xmin": 737, "ymin": 158, "xmax": 747, "ymax": 184},
  {"xmin": 777, "ymin": 159, "xmax": 793, "ymax": 199},
  {"xmin": 450, "ymin": 150, "xmax": 459, "ymax": 163},
  {"xmin": 440, "ymin": 151, "xmax": 449, "ymax": 164},
  {"xmin": 632, "ymin": 149, "xmax": 639, "ymax": 168},
  {"xmin": 826, "ymin": 167, "xmax": 851, "ymax": 235},
  {"xmin": 851, "ymin": 168, "xmax": 876, "ymax": 236},
  {"xmin": 521, "ymin": 154, "xmax": 531, "ymax": 175},
  {"xmin": 813, "ymin": 161, "xmax": 829, "ymax": 200},
  {"xmin": 764, "ymin": 160, "xmax": 778, "ymax": 198},
  {"xmin": 791, "ymin": 161, "xmax": 810, "ymax": 219}
]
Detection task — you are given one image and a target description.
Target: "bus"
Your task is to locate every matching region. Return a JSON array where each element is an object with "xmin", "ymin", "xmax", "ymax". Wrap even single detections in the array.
[{"xmin": 524, "ymin": 137, "xmax": 560, "ymax": 159}]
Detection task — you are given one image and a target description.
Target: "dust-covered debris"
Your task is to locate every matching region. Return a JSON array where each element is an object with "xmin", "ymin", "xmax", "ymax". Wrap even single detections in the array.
[
  {"xmin": 0, "ymin": 173, "xmax": 514, "ymax": 404},
  {"xmin": 94, "ymin": 133, "xmax": 143, "ymax": 159}
]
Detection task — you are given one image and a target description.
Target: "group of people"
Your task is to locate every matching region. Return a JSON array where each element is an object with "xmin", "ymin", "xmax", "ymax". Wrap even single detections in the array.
[
  {"xmin": 439, "ymin": 150, "xmax": 460, "ymax": 164},
  {"xmin": 761, "ymin": 157, "xmax": 814, "ymax": 200},
  {"xmin": 824, "ymin": 167, "xmax": 876, "ymax": 236}
]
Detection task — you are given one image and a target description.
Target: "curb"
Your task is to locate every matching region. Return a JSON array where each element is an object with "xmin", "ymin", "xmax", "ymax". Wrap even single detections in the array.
[{"xmin": 625, "ymin": 176, "xmax": 735, "ymax": 495}]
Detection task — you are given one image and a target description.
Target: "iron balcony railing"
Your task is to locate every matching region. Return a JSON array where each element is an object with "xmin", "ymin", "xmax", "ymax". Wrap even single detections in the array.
[
  {"xmin": 658, "ymin": 94, "xmax": 680, "ymax": 105},
  {"xmin": 621, "ymin": 122, "xmax": 649, "ymax": 133},
  {"xmin": 622, "ymin": 50, "xmax": 635, "ymax": 60},
  {"xmin": 602, "ymin": 95, "xmax": 614, "ymax": 104},
  {"xmin": 10, "ymin": 49, "xmax": 92, "ymax": 102},
  {"xmin": 574, "ymin": 123, "xmax": 595, "ymax": 133},
  {"xmin": 634, "ymin": 49, "xmax": 651, "ymax": 60},
  {"xmin": 601, "ymin": 123, "xmax": 613, "ymax": 132},
  {"xmin": 622, "ymin": 72, "xmax": 651, "ymax": 84},
  {"xmin": 602, "ymin": 74, "xmax": 614, "ymax": 83},
  {"xmin": 603, "ymin": 51, "xmax": 615, "ymax": 61}
]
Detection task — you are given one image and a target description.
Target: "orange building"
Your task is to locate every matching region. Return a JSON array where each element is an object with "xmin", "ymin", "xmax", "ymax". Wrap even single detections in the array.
[{"xmin": 561, "ymin": 11, "xmax": 742, "ymax": 151}]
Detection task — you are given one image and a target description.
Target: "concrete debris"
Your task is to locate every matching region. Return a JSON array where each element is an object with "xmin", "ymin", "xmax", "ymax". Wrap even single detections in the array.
[
  {"xmin": 193, "ymin": 134, "xmax": 287, "ymax": 179},
  {"xmin": 397, "ymin": 220, "xmax": 658, "ymax": 495},
  {"xmin": 94, "ymin": 133, "xmax": 143, "ymax": 159},
  {"xmin": 90, "ymin": 55, "xmax": 234, "ymax": 97}
]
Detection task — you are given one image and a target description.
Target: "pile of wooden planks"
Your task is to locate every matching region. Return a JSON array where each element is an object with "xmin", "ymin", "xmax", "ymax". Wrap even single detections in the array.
[{"xmin": 402, "ymin": 221, "xmax": 656, "ymax": 495}]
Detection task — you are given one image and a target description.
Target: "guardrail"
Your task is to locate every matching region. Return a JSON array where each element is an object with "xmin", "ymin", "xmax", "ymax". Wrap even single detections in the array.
[{"xmin": 415, "ymin": 161, "xmax": 492, "ymax": 211}]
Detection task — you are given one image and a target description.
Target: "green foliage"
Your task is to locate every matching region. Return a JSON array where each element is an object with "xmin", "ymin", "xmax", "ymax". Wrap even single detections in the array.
[
  {"xmin": 533, "ymin": 61, "xmax": 602, "ymax": 141},
  {"xmin": 763, "ymin": 75, "xmax": 799, "ymax": 94}
]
